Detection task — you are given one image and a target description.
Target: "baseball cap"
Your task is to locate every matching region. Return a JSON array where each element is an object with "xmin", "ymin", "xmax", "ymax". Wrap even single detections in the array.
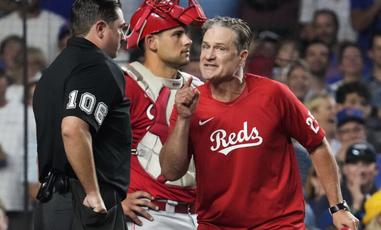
[
  {"xmin": 336, "ymin": 108, "xmax": 365, "ymax": 127},
  {"xmin": 345, "ymin": 142, "xmax": 376, "ymax": 164},
  {"xmin": 363, "ymin": 190, "xmax": 381, "ymax": 224}
]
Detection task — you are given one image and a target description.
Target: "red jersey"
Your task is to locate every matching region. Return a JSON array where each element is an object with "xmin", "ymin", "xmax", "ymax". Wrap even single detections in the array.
[
  {"xmin": 125, "ymin": 62, "xmax": 202, "ymax": 203},
  {"xmin": 170, "ymin": 74, "xmax": 325, "ymax": 229}
]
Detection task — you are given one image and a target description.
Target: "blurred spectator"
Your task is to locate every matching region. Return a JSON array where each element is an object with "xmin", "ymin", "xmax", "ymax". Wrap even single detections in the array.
[
  {"xmin": 283, "ymin": 59, "xmax": 313, "ymax": 102},
  {"xmin": 299, "ymin": 0, "xmax": 356, "ymax": 42},
  {"xmin": 0, "ymin": 1, "xmax": 17, "ymax": 18},
  {"xmin": 0, "ymin": 0, "xmax": 66, "ymax": 62},
  {"xmin": 329, "ymin": 41, "xmax": 367, "ymax": 92},
  {"xmin": 0, "ymin": 35, "xmax": 23, "ymax": 83},
  {"xmin": 57, "ymin": 23, "xmax": 70, "ymax": 51},
  {"xmin": 240, "ymin": 0, "xmax": 299, "ymax": 36},
  {"xmin": 341, "ymin": 142, "xmax": 379, "ymax": 225},
  {"xmin": 336, "ymin": 81, "xmax": 381, "ymax": 152},
  {"xmin": 303, "ymin": 40, "xmax": 330, "ymax": 95},
  {"xmin": 6, "ymin": 47, "xmax": 46, "ymax": 106},
  {"xmin": 247, "ymin": 30, "xmax": 279, "ymax": 77},
  {"xmin": 368, "ymin": 30, "xmax": 381, "ymax": 110},
  {"xmin": 309, "ymin": 141, "xmax": 378, "ymax": 229},
  {"xmin": 0, "ymin": 65, "xmax": 25, "ymax": 229},
  {"xmin": 335, "ymin": 108, "xmax": 367, "ymax": 163},
  {"xmin": 272, "ymin": 39, "xmax": 301, "ymax": 81},
  {"xmin": 0, "ymin": 71, "xmax": 10, "ymax": 170},
  {"xmin": 312, "ymin": 9, "xmax": 339, "ymax": 50},
  {"xmin": 311, "ymin": 9, "xmax": 342, "ymax": 85},
  {"xmin": 336, "ymin": 82, "xmax": 372, "ymax": 119},
  {"xmin": 305, "ymin": 167, "xmax": 329, "ymax": 229},
  {"xmin": 350, "ymin": 0, "xmax": 381, "ymax": 74},
  {"xmin": 363, "ymin": 190, "xmax": 381, "ymax": 229},
  {"xmin": 305, "ymin": 93, "xmax": 338, "ymax": 150}
]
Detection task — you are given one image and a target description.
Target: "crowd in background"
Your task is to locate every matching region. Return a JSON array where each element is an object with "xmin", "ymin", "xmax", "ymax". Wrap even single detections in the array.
[{"xmin": 0, "ymin": 0, "xmax": 380, "ymax": 229}]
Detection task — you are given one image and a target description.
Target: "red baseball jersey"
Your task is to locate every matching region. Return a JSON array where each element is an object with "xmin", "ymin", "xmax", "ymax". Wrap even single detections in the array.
[{"xmin": 170, "ymin": 74, "xmax": 325, "ymax": 229}]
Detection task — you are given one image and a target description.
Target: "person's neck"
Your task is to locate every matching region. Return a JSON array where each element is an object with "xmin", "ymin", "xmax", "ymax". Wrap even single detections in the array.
[
  {"xmin": 210, "ymin": 77, "xmax": 246, "ymax": 103},
  {"xmin": 343, "ymin": 73, "xmax": 360, "ymax": 83},
  {"xmin": 143, "ymin": 58, "xmax": 178, "ymax": 79}
]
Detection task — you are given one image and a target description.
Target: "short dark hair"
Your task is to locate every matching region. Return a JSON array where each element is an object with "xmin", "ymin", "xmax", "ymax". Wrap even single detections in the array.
[
  {"xmin": 0, "ymin": 35, "xmax": 23, "ymax": 55},
  {"xmin": 71, "ymin": 0, "xmax": 122, "ymax": 36},
  {"xmin": 313, "ymin": 9, "xmax": 339, "ymax": 32},
  {"xmin": 202, "ymin": 16, "xmax": 253, "ymax": 52},
  {"xmin": 301, "ymin": 39, "xmax": 330, "ymax": 58},
  {"xmin": 335, "ymin": 81, "xmax": 371, "ymax": 104}
]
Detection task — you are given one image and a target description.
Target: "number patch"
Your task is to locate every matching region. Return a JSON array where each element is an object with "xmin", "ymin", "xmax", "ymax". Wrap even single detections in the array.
[
  {"xmin": 306, "ymin": 111, "xmax": 319, "ymax": 134},
  {"xmin": 66, "ymin": 90, "xmax": 108, "ymax": 125}
]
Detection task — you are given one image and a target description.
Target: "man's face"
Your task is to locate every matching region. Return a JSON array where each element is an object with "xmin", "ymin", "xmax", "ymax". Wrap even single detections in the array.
[
  {"xmin": 369, "ymin": 36, "xmax": 381, "ymax": 68},
  {"xmin": 304, "ymin": 43, "xmax": 329, "ymax": 77},
  {"xmin": 153, "ymin": 26, "xmax": 192, "ymax": 68},
  {"xmin": 343, "ymin": 161, "xmax": 377, "ymax": 188},
  {"xmin": 339, "ymin": 93, "xmax": 371, "ymax": 117},
  {"xmin": 314, "ymin": 13, "xmax": 337, "ymax": 46},
  {"xmin": 200, "ymin": 26, "xmax": 243, "ymax": 81},
  {"xmin": 286, "ymin": 66, "xmax": 311, "ymax": 100},
  {"xmin": 339, "ymin": 46, "xmax": 363, "ymax": 77},
  {"xmin": 103, "ymin": 8, "xmax": 126, "ymax": 58},
  {"xmin": 313, "ymin": 97, "xmax": 336, "ymax": 136},
  {"xmin": 336, "ymin": 121, "xmax": 366, "ymax": 143}
]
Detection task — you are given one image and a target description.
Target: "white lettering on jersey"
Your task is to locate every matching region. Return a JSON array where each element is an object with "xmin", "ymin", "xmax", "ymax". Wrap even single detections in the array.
[
  {"xmin": 146, "ymin": 104, "xmax": 154, "ymax": 120},
  {"xmin": 210, "ymin": 121, "xmax": 263, "ymax": 155},
  {"xmin": 94, "ymin": 102, "xmax": 108, "ymax": 125},
  {"xmin": 79, "ymin": 93, "xmax": 96, "ymax": 114},
  {"xmin": 66, "ymin": 90, "xmax": 78, "ymax": 109},
  {"xmin": 306, "ymin": 111, "xmax": 320, "ymax": 134},
  {"xmin": 66, "ymin": 90, "xmax": 109, "ymax": 125}
]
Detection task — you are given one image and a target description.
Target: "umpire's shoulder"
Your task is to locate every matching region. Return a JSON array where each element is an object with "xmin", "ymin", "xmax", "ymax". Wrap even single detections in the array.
[{"xmin": 179, "ymin": 71, "xmax": 204, "ymax": 88}]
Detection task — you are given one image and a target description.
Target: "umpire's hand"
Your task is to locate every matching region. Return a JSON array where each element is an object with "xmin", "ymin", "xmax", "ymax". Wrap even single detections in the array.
[{"xmin": 83, "ymin": 192, "xmax": 107, "ymax": 213}]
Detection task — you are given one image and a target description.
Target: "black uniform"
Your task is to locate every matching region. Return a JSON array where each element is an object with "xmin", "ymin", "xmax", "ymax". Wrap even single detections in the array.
[{"xmin": 33, "ymin": 37, "xmax": 131, "ymax": 230}]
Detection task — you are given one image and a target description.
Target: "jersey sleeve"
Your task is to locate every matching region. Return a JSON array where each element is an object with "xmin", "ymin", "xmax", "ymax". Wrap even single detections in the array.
[
  {"xmin": 276, "ymin": 83, "xmax": 325, "ymax": 153},
  {"xmin": 63, "ymin": 62, "xmax": 117, "ymax": 133}
]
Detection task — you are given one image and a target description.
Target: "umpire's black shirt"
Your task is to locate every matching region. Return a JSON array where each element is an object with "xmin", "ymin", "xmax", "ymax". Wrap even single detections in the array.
[{"xmin": 33, "ymin": 37, "xmax": 132, "ymax": 196}]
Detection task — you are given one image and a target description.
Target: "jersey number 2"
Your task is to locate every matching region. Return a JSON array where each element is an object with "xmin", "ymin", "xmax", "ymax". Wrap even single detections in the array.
[{"xmin": 306, "ymin": 111, "xmax": 319, "ymax": 134}]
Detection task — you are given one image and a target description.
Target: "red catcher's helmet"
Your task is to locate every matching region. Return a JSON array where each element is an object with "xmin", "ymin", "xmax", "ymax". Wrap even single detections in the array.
[{"xmin": 125, "ymin": 0, "xmax": 207, "ymax": 49}]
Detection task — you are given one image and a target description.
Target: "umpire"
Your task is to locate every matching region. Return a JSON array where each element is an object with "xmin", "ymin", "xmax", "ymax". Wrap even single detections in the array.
[{"xmin": 32, "ymin": 0, "xmax": 131, "ymax": 229}]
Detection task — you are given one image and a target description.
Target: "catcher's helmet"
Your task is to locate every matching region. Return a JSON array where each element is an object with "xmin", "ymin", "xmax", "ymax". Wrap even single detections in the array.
[{"xmin": 125, "ymin": 0, "xmax": 206, "ymax": 49}]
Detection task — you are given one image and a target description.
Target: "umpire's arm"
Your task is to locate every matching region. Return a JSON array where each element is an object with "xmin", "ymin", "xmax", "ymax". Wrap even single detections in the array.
[{"xmin": 61, "ymin": 116, "xmax": 106, "ymax": 213}]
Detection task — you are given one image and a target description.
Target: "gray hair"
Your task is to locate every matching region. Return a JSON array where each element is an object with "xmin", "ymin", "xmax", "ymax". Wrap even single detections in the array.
[{"xmin": 202, "ymin": 16, "xmax": 253, "ymax": 52}]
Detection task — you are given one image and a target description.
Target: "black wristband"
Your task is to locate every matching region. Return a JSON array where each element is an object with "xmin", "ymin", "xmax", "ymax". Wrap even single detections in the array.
[{"xmin": 329, "ymin": 200, "xmax": 350, "ymax": 215}]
